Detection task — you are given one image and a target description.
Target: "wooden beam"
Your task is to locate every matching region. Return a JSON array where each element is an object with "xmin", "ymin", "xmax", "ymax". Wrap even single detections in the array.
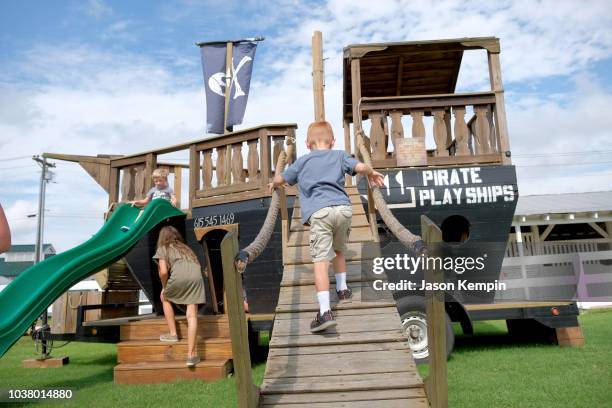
[
  {"xmin": 312, "ymin": 31, "xmax": 325, "ymax": 121},
  {"xmin": 588, "ymin": 222, "xmax": 609, "ymax": 239},
  {"xmin": 487, "ymin": 51, "xmax": 511, "ymax": 165},
  {"xmin": 43, "ymin": 153, "xmax": 112, "ymax": 164},
  {"xmin": 189, "ymin": 146, "xmax": 200, "ymax": 210},
  {"xmin": 421, "ymin": 215, "xmax": 448, "ymax": 408},
  {"xmin": 108, "ymin": 166, "xmax": 119, "ymax": 205},
  {"xmin": 350, "ymin": 58, "xmax": 362, "ymax": 130},
  {"xmin": 220, "ymin": 229, "xmax": 260, "ymax": 408},
  {"xmin": 540, "ymin": 224, "xmax": 554, "ymax": 241}
]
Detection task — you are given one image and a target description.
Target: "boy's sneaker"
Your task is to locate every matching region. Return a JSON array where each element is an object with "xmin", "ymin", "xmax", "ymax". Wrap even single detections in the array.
[
  {"xmin": 310, "ymin": 310, "xmax": 337, "ymax": 333},
  {"xmin": 336, "ymin": 286, "xmax": 353, "ymax": 303},
  {"xmin": 186, "ymin": 355, "xmax": 200, "ymax": 367},
  {"xmin": 120, "ymin": 226, "xmax": 130, "ymax": 232},
  {"xmin": 159, "ymin": 333, "xmax": 179, "ymax": 342}
]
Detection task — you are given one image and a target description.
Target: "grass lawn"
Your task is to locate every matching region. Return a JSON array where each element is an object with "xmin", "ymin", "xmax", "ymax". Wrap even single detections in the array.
[{"xmin": 0, "ymin": 309, "xmax": 610, "ymax": 407}]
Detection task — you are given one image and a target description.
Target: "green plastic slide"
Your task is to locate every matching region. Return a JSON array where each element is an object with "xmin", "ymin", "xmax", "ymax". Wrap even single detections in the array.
[{"xmin": 0, "ymin": 199, "xmax": 185, "ymax": 357}]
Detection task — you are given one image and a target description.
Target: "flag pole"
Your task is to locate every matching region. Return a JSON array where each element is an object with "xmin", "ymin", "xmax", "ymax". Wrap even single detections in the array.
[{"xmin": 223, "ymin": 41, "xmax": 233, "ymax": 135}]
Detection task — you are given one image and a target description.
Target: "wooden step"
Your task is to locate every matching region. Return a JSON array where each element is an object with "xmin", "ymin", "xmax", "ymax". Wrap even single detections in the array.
[
  {"xmin": 260, "ymin": 389, "xmax": 427, "ymax": 407},
  {"xmin": 287, "ymin": 225, "xmax": 373, "ymax": 247},
  {"xmin": 260, "ymin": 371, "xmax": 423, "ymax": 395},
  {"xmin": 290, "ymin": 213, "xmax": 370, "ymax": 232},
  {"xmin": 267, "ymin": 340, "xmax": 407, "ymax": 359},
  {"xmin": 277, "ymin": 282, "xmax": 389, "ymax": 306},
  {"xmin": 272, "ymin": 312, "xmax": 401, "ymax": 337},
  {"xmin": 284, "ymin": 242, "xmax": 380, "ymax": 265},
  {"xmin": 120, "ymin": 315, "xmax": 229, "ymax": 341},
  {"xmin": 275, "ymin": 299, "xmax": 397, "ymax": 314},
  {"xmin": 281, "ymin": 261, "xmax": 366, "ymax": 286},
  {"xmin": 117, "ymin": 337, "xmax": 232, "ymax": 363},
  {"xmin": 264, "ymin": 349, "xmax": 416, "ymax": 378},
  {"xmin": 114, "ymin": 359, "xmax": 232, "ymax": 384}
]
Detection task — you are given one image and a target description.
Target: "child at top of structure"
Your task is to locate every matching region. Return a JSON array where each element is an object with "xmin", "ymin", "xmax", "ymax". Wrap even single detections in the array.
[
  {"xmin": 120, "ymin": 168, "xmax": 178, "ymax": 232},
  {"xmin": 153, "ymin": 225, "xmax": 205, "ymax": 367},
  {"xmin": 269, "ymin": 121, "xmax": 384, "ymax": 333},
  {"xmin": 131, "ymin": 168, "xmax": 177, "ymax": 207}
]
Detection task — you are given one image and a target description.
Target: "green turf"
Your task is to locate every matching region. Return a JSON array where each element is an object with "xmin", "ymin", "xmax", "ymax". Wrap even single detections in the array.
[{"xmin": 0, "ymin": 310, "xmax": 610, "ymax": 407}]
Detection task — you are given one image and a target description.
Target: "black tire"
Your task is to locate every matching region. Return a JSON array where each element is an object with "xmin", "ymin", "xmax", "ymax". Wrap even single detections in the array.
[{"xmin": 396, "ymin": 296, "xmax": 454, "ymax": 364}]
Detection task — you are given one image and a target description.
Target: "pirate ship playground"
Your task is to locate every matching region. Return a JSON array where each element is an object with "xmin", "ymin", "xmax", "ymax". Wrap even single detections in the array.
[{"xmin": 0, "ymin": 34, "xmax": 588, "ymax": 407}]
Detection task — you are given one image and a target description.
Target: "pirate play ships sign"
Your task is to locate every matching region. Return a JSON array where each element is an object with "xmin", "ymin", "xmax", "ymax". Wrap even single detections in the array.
[{"xmin": 198, "ymin": 38, "xmax": 262, "ymax": 134}]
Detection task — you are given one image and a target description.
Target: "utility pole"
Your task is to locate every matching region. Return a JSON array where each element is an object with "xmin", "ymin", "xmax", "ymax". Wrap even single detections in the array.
[{"xmin": 32, "ymin": 155, "xmax": 55, "ymax": 358}]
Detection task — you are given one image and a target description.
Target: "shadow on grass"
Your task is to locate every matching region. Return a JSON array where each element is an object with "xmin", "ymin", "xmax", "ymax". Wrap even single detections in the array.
[{"xmin": 23, "ymin": 368, "xmax": 115, "ymax": 393}]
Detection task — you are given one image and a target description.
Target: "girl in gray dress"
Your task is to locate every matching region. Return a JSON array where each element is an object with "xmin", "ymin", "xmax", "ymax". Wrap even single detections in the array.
[{"xmin": 153, "ymin": 226, "xmax": 206, "ymax": 367}]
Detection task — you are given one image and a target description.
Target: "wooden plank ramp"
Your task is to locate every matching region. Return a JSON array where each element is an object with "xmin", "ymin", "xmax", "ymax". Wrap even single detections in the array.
[{"xmin": 260, "ymin": 187, "xmax": 427, "ymax": 407}]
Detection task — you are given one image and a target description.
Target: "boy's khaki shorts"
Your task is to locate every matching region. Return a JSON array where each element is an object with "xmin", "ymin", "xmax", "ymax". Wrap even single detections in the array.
[{"xmin": 309, "ymin": 205, "xmax": 352, "ymax": 262}]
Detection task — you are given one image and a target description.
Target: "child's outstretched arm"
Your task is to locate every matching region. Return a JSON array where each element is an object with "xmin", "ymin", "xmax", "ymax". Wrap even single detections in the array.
[
  {"xmin": 170, "ymin": 194, "xmax": 178, "ymax": 207},
  {"xmin": 131, "ymin": 196, "xmax": 151, "ymax": 207},
  {"xmin": 268, "ymin": 175, "xmax": 287, "ymax": 193},
  {"xmin": 354, "ymin": 162, "xmax": 385, "ymax": 188}
]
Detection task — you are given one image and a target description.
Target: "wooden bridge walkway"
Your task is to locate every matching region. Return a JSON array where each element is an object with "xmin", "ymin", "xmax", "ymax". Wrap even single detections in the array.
[{"xmin": 258, "ymin": 186, "xmax": 429, "ymax": 407}]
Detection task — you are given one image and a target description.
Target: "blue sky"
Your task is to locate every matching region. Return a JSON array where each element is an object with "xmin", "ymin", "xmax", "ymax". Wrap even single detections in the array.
[{"xmin": 1, "ymin": 0, "xmax": 612, "ymax": 251}]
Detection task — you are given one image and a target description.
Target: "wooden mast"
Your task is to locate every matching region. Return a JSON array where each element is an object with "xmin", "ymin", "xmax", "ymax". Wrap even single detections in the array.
[
  {"xmin": 223, "ymin": 41, "xmax": 234, "ymax": 134},
  {"xmin": 311, "ymin": 31, "xmax": 325, "ymax": 122}
]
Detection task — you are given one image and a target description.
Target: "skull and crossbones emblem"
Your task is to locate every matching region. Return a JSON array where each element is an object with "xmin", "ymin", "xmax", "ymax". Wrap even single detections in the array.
[{"xmin": 208, "ymin": 56, "xmax": 252, "ymax": 99}]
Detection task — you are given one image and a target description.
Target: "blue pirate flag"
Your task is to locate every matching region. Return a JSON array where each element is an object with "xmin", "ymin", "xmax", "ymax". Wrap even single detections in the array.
[{"xmin": 200, "ymin": 40, "xmax": 258, "ymax": 134}]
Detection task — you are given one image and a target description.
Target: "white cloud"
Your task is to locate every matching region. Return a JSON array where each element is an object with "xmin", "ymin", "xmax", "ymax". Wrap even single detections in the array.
[{"xmin": 81, "ymin": 0, "xmax": 113, "ymax": 19}]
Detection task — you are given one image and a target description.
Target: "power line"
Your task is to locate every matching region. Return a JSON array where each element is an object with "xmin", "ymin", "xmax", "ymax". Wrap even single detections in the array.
[
  {"xmin": 513, "ymin": 149, "xmax": 612, "ymax": 158},
  {"xmin": 0, "ymin": 155, "xmax": 32, "ymax": 162},
  {"xmin": 516, "ymin": 161, "xmax": 612, "ymax": 167}
]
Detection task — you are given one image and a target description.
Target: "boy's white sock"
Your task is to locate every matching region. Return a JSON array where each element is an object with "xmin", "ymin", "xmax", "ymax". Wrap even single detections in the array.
[
  {"xmin": 316, "ymin": 291, "xmax": 331, "ymax": 315},
  {"xmin": 335, "ymin": 272, "xmax": 348, "ymax": 291}
]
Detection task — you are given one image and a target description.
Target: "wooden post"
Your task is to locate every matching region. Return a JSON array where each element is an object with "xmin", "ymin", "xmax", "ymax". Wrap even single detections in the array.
[
  {"xmin": 390, "ymin": 110, "xmax": 404, "ymax": 157},
  {"xmin": 189, "ymin": 146, "xmax": 199, "ymax": 209},
  {"xmin": 259, "ymin": 128, "xmax": 271, "ymax": 188},
  {"xmin": 411, "ymin": 110, "xmax": 426, "ymax": 139},
  {"xmin": 312, "ymin": 31, "xmax": 325, "ymax": 122},
  {"xmin": 432, "ymin": 109, "xmax": 449, "ymax": 157},
  {"xmin": 224, "ymin": 42, "xmax": 233, "ymax": 134},
  {"xmin": 453, "ymin": 107, "xmax": 470, "ymax": 155},
  {"xmin": 344, "ymin": 119, "xmax": 353, "ymax": 186},
  {"xmin": 203, "ymin": 150, "xmax": 213, "ymax": 188},
  {"xmin": 220, "ymin": 229, "xmax": 259, "ymax": 408},
  {"xmin": 487, "ymin": 50, "xmax": 511, "ymax": 164},
  {"xmin": 421, "ymin": 215, "xmax": 448, "ymax": 408},
  {"xmin": 144, "ymin": 153, "xmax": 157, "ymax": 191},
  {"xmin": 173, "ymin": 165, "xmax": 182, "ymax": 208},
  {"xmin": 370, "ymin": 112, "xmax": 386, "ymax": 160},
  {"xmin": 350, "ymin": 58, "xmax": 362, "ymax": 132}
]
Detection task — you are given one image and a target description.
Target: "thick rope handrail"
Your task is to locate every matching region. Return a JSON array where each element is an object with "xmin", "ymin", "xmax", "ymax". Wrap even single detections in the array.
[
  {"xmin": 235, "ymin": 143, "xmax": 295, "ymax": 273},
  {"xmin": 355, "ymin": 129, "xmax": 426, "ymax": 256}
]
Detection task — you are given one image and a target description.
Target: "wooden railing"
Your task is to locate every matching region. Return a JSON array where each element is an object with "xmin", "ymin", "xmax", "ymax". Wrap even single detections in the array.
[
  {"xmin": 190, "ymin": 126, "xmax": 296, "ymax": 208},
  {"xmin": 106, "ymin": 124, "xmax": 297, "ymax": 210},
  {"xmin": 359, "ymin": 92, "xmax": 506, "ymax": 168}
]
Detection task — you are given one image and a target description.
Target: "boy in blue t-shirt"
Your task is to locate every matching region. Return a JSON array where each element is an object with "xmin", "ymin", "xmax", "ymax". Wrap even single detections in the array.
[{"xmin": 269, "ymin": 121, "xmax": 384, "ymax": 332}]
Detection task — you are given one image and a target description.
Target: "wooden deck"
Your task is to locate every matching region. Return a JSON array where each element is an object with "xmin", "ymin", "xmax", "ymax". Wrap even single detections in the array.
[{"xmin": 259, "ymin": 186, "xmax": 428, "ymax": 407}]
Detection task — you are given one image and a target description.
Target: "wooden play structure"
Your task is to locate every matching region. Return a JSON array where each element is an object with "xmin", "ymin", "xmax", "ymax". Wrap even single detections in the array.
[{"xmin": 33, "ymin": 33, "xmax": 586, "ymax": 408}]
